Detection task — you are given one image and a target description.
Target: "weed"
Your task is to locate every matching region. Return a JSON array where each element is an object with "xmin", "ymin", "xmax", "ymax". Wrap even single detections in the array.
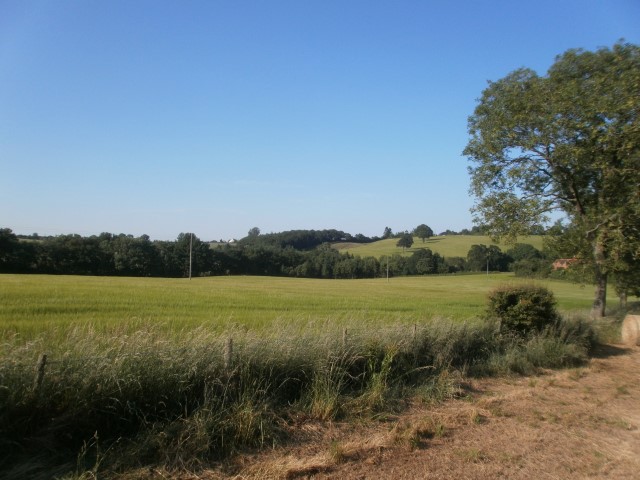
[
  {"xmin": 428, "ymin": 417, "xmax": 447, "ymax": 436},
  {"xmin": 328, "ymin": 441, "xmax": 346, "ymax": 464},
  {"xmin": 353, "ymin": 346, "xmax": 398, "ymax": 414},
  {"xmin": 392, "ymin": 418, "xmax": 442, "ymax": 451},
  {"xmin": 304, "ymin": 351, "xmax": 357, "ymax": 421},
  {"xmin": 417, "ymin": 370, "xmax": 462, "ymax": 405}
]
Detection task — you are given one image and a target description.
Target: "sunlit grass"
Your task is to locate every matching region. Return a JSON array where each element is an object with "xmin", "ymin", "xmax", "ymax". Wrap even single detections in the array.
[
  {"xmin": 336, "ymin": 235, "xmax": 545, "ymax": 258},
  {"xmin": 0, "ymin": 273, "xmax": 606, "ymax": 340}
]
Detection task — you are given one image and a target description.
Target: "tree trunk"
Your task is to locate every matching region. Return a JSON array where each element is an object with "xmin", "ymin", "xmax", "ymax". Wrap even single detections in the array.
[
  {"xmin": 591, "ymin": 233, "xmax": 608, "ymax": 318},
  {"xmin": 591, "ymin": 270, "xmax": 607, "ymax": 318},
  {"xmin": 619, "ymin": 291, "xmax": 627, "ymax": 309}
]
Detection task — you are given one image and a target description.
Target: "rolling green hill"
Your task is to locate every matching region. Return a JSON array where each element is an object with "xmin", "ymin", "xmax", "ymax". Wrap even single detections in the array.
[{"xmin": 334, "ymin": 235, "xmax": 545, "ymax": 258}]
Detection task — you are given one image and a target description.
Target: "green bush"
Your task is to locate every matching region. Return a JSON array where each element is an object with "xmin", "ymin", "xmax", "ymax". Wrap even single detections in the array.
[{"xmin": 486, "ymin": 284, "xmax": 560, "ymax": 335}]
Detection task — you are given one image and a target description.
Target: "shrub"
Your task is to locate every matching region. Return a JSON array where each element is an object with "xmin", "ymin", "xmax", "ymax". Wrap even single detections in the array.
[{"xmin": 486, "ymin": 284, "xmax": 560, "ymax": 335}]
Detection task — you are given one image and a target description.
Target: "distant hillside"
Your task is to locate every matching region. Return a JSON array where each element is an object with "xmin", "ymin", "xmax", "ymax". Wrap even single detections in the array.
[{"xmin": 334, "ymin": 235, "xmax": 544, "ymax": 259}]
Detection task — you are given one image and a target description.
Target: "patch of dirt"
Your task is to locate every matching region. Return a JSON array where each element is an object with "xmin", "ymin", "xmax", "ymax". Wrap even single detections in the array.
[{"xmin": 129, "ymin": 345, "xmax": 640, "ymax": 479}]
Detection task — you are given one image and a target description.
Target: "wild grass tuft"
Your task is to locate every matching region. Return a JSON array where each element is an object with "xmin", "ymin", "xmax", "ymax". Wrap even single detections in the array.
[{"xmin": 478, "ymin": 317, "xmax": 595, "ymax": 376}]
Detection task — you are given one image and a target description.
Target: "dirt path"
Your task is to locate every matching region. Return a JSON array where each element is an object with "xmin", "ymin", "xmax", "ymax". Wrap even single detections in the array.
[
  {"xmin": 138, "ymin": 345, "xmax": 640, "ymax": 479},
  {"xmin": 227, "ymin": 345, "xmax": 640, "ymax": 480}
]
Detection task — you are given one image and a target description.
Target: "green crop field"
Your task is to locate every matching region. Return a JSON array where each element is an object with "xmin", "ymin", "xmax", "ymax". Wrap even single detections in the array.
[
  {"xmin": 335, "ymin": 235, "xmax": 545, "ymax": 258},
  {"xmin": 1, "ymin": 272, "xmax": 603, "ymax": 340}
]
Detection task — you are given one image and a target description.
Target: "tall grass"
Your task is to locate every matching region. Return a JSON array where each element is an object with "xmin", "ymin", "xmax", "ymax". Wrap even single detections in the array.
[{"xmin": 0, "ymin": 316, "xmax": 596, "ymax": 479}]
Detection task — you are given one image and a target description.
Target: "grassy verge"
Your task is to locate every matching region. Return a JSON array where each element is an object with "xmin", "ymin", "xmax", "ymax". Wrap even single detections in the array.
[{"xmin": 0, "ymin": 316, "xmax": 597, "ymax": 479}]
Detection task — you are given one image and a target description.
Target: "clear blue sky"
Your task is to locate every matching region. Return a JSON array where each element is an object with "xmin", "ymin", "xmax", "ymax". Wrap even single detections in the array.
[{"xmin": 2, "ymin": 1, "xmax": 639, "ymax": 241}]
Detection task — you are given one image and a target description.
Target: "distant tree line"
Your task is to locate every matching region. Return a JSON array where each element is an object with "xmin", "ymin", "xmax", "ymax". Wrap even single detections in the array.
[
  {"xmin": 437, "ymin": 224, "xmax": 547, "ymax": 236},
  {"xmin": 1, "ymin": 227, "xmax": 562, "ymax": 280},
  {"xmin": 379, "ymin": 224, "xmax": 548, "ymax": 238},
  {"xmin": 240, "ymin": 228, "xmax": 376, "ymax": 250}
]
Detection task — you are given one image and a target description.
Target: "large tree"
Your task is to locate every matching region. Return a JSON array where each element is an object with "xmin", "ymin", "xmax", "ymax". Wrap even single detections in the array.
[
  {"xmin": 413, "ymin": 224, "xmax": 434, "ymax": 243},
  {"xmin": 396, "ymin": 233, "xmax": 414, "ymax": 252},
  {"xmin": 464, "ymin": 42, "xmax": 640, "ymax": 317}
]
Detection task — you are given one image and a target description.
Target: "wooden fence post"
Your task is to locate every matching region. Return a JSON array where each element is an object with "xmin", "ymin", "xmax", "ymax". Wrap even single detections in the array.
[{"xmin": 33, "ymin": 353, "xmax": 47, "ymax": 394}]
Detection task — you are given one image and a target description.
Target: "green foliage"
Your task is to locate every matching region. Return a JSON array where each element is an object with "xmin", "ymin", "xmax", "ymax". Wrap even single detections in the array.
[
  {"xmin": 240, "ymin": 228, "xmax": 372, "ymax": 250},
  {"xmin": 511, "ymin": 258, "xmax": 550, "ymax": 278},
  {"xmin": 408, "ymin": 248, "xmax": 446, "ymax": 275},
  {"xmin": 4, "ymin": 226, "xmax": 550, "ymax": 280},
  {"xmin": 413, "ymin": 224, "xmax": 434, "ymax": 243},
  {"xmin": 0, "ymin": 228, "xmax": 37, "ymax": 273},
  {"xmin": 507, "ymin": 243, "xmax": 549, "ymax": 278},
  {"xmin": 486, "ymin": 284, "xmax": 561, "ymax": 335},
  {"xmin": 464, "ymin": 42, "xmax": 640, "ymax": 316},
  {"xmin": 482, "ymin": 319, "xmax": 594, "ymax": 376},
  {"xmin": 1, "ymin": 227, "xmax": 381, "ymax": 279},
  {"xmin": 506, "ymin": 243, "xmax": 543, "ymax": 263},
  {"xmin": 466, "ymin": 244, "xmax": 510, "ymax": 272},
  {"xmin": 396, "ymin": 233, "xmax": 414, "ymax": 252},
  {"xmin": 303, "ymin": 350, "xmax": 359, "ymax": 420}
]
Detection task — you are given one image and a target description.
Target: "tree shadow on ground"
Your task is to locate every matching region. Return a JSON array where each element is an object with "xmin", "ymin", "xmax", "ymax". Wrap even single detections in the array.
[{"xmin": 591, "ymin": 343, "xmax": 633, "ymax": 359}]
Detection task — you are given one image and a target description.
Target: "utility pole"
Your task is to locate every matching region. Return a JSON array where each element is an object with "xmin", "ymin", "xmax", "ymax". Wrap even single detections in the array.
[
  {"xmin": 189, "ymin": 233, "xmax": 193, "ymax": 280},
  {"xmin": 387, "ymin": 257, "xmax": 390, "ymax": 283}
]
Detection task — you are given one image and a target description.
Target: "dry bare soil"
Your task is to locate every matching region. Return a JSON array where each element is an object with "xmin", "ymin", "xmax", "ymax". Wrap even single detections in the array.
[{"xmin": 134, "ymin": 345, "xmax": 640, "ymax": 479}]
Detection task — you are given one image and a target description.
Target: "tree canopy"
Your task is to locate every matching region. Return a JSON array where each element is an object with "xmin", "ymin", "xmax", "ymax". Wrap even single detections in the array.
[
  {"xmin": 413, "ymin": 224, "xmax": 434, "ymax": 243},
  {"xmin": 396, "ymin": 233, "xmax": 414, "ymax": 252},
  {"xmin": 464, "ymin": 42, "xmax": 640, "ymax": 317}
]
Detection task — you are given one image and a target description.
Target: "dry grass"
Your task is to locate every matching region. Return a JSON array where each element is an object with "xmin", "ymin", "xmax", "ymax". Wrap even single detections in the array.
[{"xmin": 202, "ymin": 344, "xmax": 640, "ymax": 480}]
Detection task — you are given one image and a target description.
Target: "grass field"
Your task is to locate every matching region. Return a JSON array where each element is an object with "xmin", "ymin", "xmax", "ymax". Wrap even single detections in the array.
[
  {"xmin": 334, "ymin": 235, "xmax": 545, "ymax": 258},
  {"xmin": 0, "ymin": 272, "xmax": 605, "ymax": 340},
  {"xmin": 0, "ymin": 272, "xmax": 619, "ymax": 478}
]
